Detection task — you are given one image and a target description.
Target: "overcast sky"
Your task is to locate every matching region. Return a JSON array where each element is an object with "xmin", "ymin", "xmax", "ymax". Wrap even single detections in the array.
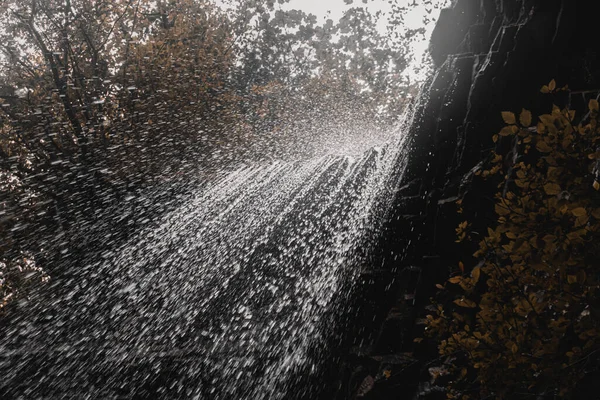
[
  {"xmin": 214, "ymin": 0, "xmax": 450, "ymax": 79},
  {"xmin": 282, "ymin": 0, "xmax": 450, "ymax": 79}
]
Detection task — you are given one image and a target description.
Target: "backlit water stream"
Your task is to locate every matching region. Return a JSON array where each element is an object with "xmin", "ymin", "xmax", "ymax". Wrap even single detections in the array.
[{"xmin": 0, "ymin": 129, "xmax": 409, "ymax": 399}]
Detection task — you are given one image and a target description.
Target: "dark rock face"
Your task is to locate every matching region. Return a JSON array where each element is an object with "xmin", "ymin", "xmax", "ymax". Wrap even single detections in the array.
[{"xmin": 331, "ymin": 1, "xmax": 600, "ymax": 399}]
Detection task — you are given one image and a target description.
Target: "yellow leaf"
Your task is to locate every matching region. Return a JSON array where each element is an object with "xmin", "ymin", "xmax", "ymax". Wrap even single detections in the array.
[
  {"xmin": 536, "ymin": 140, "xmax": 552, "ymax": 153},
  {"xmin": 502, "ymin": 111, "xmax": 516, "ymax": 125},
  {"xmin": 575, "ymin": 215, "xmax": 589, "ymax": 228},
  {"xmin": 499, "ymin": 125, "xmax": 518, "ymax": 136},
  {"xmin": 492, "ymin": 134, "xmax": 499, "ymax": 143},
  {"xmin": 594, "ymin": 181, "xmax": 600, "ymax": 191},
  {"xmin": 589, "ymin": 99, "xmax": 599, "ymax": 112},
  {"xmin": 548, "ymin": 79, "xmax": 556, "ymax": 91},
  {"xmin": 567, "ymin": 231, "xmax": 582, "ymax": 241},
  {"xmin": 562, "ymin": 138, "xmax": 573, "ymax": 149},
  {"xmin": 541, "ymin": 85, "xmax": 549, "ymax": 94},
  {"xmin": 520, "ymin": 109, "xmax": 532, "ymax": 127},
  {"xmin": 544, "ymin": 183, "xmax": 561, "ymax": 195},
  {"xmin": 413, "ymin": 337, "xmax": 424, "ymax": 343},
  {"xmin": 565, "ymin": 123, "xmax": 574, "ymax": 136},
  {"xmin": 567, "ymin": 275, "xmax": 577, "ymax": 284},
  {"xmin": 472, "ymin": 267, "xmax": 481, "ymax": 283},
  {"xmin": 539, "ymin": 114, "xmax": 555, "ymax": 127},
  {"xmin": 571, "ymin": 207, "xmax": 587, "ymax": 217},
  {"xmin": 383, "ymin": 370, "xmax": 392, "ymax": 379},
  {"xmin": 495, "ymin": 204, "xmax": 511, "ymax": 216},
  {"xmin": 435, "ymin": 284, "xmax": 445, "ymax": 290},
  {"xmin": 496, "ymin": 203, "xmax": 512, "ymax": 216},
  {"xmin": 515, "ymin": 179, "xmax": 527, "ymax": 188},
  {"xmin": 545, "ymin": 156, "xmax": 557, "ymax": 166},
  {"xmin": 552, "ymin": 105, "xmax": 561, "ymax": 117},
  {"xmin": 547, "ymin": 167, "xmax": 560, "ymax": 179},
  {"xmin": 448, "ymin": 276, "xmax": 463, "ymax": 284},
  {"xmin": 459, "ymin": 261, "xmax": 465, "ymax": 273},
  {"xmin": 506, "ymin": 232, "xmax": 517, "ymax": 239}
]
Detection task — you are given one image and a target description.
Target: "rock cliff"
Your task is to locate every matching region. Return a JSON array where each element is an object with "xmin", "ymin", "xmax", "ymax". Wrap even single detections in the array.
[{"xmin": 329, "ymin": 1, "xmax": 600, "ymax": 398}]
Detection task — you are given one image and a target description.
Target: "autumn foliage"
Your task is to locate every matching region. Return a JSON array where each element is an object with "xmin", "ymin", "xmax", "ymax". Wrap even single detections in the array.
[{"xmin": 427, "ymin": 83, "xmax": 600, "ymax": 399}]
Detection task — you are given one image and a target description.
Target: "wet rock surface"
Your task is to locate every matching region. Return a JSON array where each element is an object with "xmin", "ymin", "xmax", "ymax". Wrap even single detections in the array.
[{"xmin": 332, "ymin": 0, "xmax": 600, "ymax": 398}]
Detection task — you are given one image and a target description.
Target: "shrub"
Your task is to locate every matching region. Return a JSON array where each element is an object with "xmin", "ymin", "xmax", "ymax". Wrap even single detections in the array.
[{"xmin": 427, "ymin": 83, "xmax": 600, "ymax": 399}]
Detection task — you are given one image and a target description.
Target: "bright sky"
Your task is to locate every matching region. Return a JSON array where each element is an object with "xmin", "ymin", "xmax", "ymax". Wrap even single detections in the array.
[
  {"xmin": 282, "ymin": 0, "xmax": 450, "ymax": 79},
  {"xmin": 215, "ymin": 0, "xmax": 449, "ymax": 80}
]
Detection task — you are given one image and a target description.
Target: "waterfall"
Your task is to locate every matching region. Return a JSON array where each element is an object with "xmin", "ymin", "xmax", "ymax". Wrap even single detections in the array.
[{"xmin": 0, "ymin": 127, "xmax": 410, "ymax": 399}]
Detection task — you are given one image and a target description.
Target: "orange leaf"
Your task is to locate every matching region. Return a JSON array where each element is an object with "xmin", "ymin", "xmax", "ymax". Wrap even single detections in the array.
[
  {"xmin": 520, "ymin": 109, "xmax": 532, "ymax": 127},
  {"xmin": 502, "ymin": 111, "xmax": 516, "ymax": 125}
]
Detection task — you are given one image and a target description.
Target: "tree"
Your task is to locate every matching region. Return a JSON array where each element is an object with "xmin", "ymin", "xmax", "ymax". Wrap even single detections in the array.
[{"xmin": 0, "ymin": 0, "xmax": 239, "ymax": 306}]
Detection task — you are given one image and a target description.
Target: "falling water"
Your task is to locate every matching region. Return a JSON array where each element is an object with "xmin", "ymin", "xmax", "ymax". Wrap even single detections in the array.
[{"xmin": 0, "ymin": 126, "xmax": 410, "ymax": 399}]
